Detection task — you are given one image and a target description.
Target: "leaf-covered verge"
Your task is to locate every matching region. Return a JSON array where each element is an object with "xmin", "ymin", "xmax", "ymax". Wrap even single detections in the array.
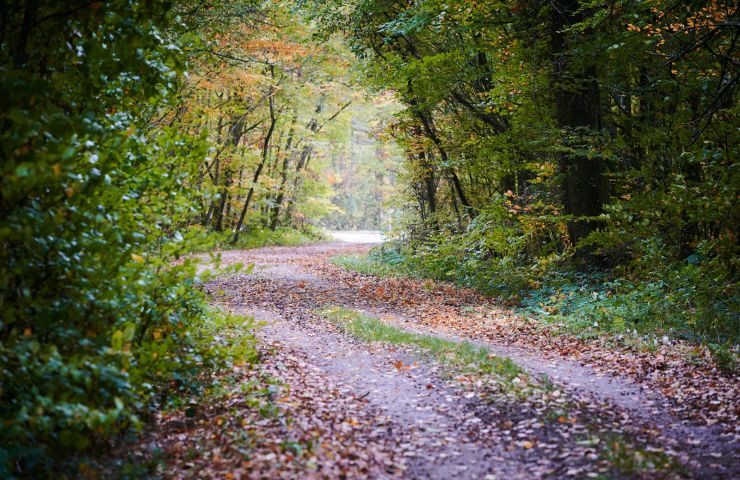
[
  {"xmin": 334, "ymin": 242, "xmax": 738, "ymax": 371},
  {"xmin": 321, "ymin": 307, "xmax": 684, "ymax": 479},
  {"xmin": 98, "ymin": 334, "xmax": 405, "ymax": 479}
]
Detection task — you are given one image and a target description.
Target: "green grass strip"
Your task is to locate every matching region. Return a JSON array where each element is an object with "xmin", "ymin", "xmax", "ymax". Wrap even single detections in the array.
[{"xmin": 320, "ymin": 306, "xmax": 522, "ymax": 383}]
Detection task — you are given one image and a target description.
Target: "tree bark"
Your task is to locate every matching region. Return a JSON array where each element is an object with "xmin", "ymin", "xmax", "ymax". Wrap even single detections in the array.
[
  {"xmin": 282, "ymin": 145, "xmax": 313, "ymax": 225},
  {"xmin": 419, "ymin": 151, "xmax": 437, "ymax": 219},
  {"xmin": 202, "ymin": 112, "xmax": 224, "ymax": 227},
  {"xmin": 415, "ymin": 110, "xmax": 476, "ymax": 219},
  {"xmin": 551, "ymin": 0, "xmax": 608, "ymax": 249}
]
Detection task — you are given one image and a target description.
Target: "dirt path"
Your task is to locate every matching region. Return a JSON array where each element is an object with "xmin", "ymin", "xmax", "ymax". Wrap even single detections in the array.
[
  {"xmin": 251, "ymin": 308, "xmax": 524, "ymax": 479},
  {"xmin": 198, "ymin": 241, "xmax": 737, "ymax": 479}
]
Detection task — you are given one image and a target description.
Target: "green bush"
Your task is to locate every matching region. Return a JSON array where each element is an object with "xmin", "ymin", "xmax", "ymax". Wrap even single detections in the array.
[
  {"xmin": 366, "ymin": 201, "xmax": 565, "ymax": 299},
  {"xmin": 0, "ymin": 1, "xmax": 257, "ymax": 476},
  {"xmin": 229, "ymin": 224, "xmax": 326, "ymax": 250},
  {"xmin": 185, "ymin": 223, "xmax": 325, "ymax": 253},
  {"xmin": 345, "ymin": 224, "xmax": 738, "ymax": 345}
]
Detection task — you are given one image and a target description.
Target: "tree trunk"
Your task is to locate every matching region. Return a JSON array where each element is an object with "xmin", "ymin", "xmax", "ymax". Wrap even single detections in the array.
[
  {"xmin": 419, "ymin": 151, "xmax": 437, "ymax": 219},
  {"xmin": 269, "ymin": 114, "xmax": 298, "ymax": 230},
  {"xmin": 232, "ymin": 74, "xmax": 278, "ymax": 245},
  {"xmin": 214, "ymin": 190, "xmax": 228, "ymax": 231},
  {"xmin": 448, "ymin": 178, "xmax": 463, "ymax": 232},
  {"xmin": 202, "ymin": 112, "xmax": 224, "ymax": 227},
  {"xmin": 14, "ymin": 0, "xmax": 36, "ymax": 69},
  {"xmin": 283, "ymin": 146, "xmax": 313, "ymax": 225},
  {"xmin": 551, "ymin": 0, "xmax": 608, "ymax": 250},
  {"xmin": 415, "ymin": 110, "xmax": 476, "ymax": 219}
]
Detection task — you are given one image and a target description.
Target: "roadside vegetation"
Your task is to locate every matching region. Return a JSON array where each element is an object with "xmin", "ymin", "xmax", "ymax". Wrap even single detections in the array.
[
  {"xmin": 189, "ymin": 224, "xmax": 326, "ymax": 253},
  {"xmin": 334, "ymin": 243, "xmax": 738, "ymax": 372}
]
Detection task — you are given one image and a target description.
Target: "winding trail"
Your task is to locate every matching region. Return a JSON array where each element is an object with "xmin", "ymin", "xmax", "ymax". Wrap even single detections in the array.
[{"xmin": 195, "ymin": 235, "xmax": 737, "ymax": 479}]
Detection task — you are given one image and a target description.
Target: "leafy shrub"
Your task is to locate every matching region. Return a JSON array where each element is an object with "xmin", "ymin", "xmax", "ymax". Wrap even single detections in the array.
[
  {"xmin": 369, "ymin": 200, "xmax": 566, "ymax": 299},
  {"xmin": 346, "ymin": 225, "xmax": 738, "ymax": 345},
  {"xmin": 0, "ymin": 1, "xmax": 260, "ymax": 476},
  {"xmin": 185, "ymin": 223, "xmax": 325, "ymax": 253},
  {"xmin": 229, "ymin": 224, "xmax": 326, "ymax": 250}
]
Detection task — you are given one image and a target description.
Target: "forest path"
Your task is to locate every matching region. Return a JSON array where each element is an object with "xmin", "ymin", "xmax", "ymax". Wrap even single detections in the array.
[{"xmin": 199, "ymin": 240, "xmax": 737, "ymax": 479}]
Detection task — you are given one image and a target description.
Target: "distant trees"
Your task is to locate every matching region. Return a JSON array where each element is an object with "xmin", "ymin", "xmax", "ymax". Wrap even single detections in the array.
[{"xmin": 168, "ymin": 2, "xmax": 360, "ymax": 242}]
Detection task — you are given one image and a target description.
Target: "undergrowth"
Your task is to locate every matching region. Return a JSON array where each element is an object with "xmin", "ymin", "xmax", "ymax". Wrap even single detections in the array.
[
  {"xmin": 91, "ymin": 308, "xmax": 264, "ymax": 478},
  {"xmin": 186, "ymin": 223, "xmax": 326, "ymax": 254},
  {"xmin": 332, "ymin": 240, "xmax": 738, "ymax": 370}
]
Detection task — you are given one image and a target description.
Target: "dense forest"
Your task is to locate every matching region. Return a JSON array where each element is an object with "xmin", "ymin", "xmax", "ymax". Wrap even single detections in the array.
[
  {"xmin": 310, "ymin": 0, "xmax": 738, "ymax": 342},
  {"xmin": 1, "ymin": 0, "xmax": 737, "ymax": 478}
]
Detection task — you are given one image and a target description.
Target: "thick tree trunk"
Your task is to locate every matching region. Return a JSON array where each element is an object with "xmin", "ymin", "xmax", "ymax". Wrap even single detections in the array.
[{"xmin": 551, "ymin": 0, "xmax": 608, "ymax": 249}]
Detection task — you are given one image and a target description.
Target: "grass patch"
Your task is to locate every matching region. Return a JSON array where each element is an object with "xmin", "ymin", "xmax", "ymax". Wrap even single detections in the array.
[
  {"xmin": 320, "ymin": 306, "xmax": 523, "ymax": 386},
  {"xmin": 332, "ymin": 253, "xmax": 410, "ymax": 279}
]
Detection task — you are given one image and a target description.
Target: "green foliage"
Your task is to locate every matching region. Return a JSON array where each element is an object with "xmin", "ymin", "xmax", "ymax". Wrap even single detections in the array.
[
  {"xmin": 0, "ymin": 1, "xmax": 262, "ymax": 476},
  {"xmin": 162, "ymin": 308, "xmax": 260, "ymax": 408},
  {"xmin": 190, "ymin": 223, "xmax": 326, "ymax": 253},
  {"xmin": 230, "ymin": 225, "xmax": 325, "ymax": 250},
  {"xmin": 333, "ymin": 248, "xmax": 413, "ymax": 279},
  {"xmin": 322, "ymin": 100, "xmax": 404, "ymax": 231},
  {"xmin": 343, "ymin": 196, "xmax": 566, "ymax": 299},
  {"xmin": 523, "ymin": 263, "xmax": 739, "ymax": 344},
  {"xmin": 309, "ymin": 0, "xmax": 739, "ymax": 350},
  {"xmin": 708, "ymin": 343, "xmax": 738, "ymax": 374}
]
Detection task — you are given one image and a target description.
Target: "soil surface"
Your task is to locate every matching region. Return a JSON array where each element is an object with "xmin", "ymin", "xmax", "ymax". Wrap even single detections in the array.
[{"xmin": 160, "ymin": 239, "xmax": 738, "ymax": 479}]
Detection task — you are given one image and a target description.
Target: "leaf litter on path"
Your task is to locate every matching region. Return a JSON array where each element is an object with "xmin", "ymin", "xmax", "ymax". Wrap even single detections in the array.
[{"xmin": 163, "ymin": 242, "xmax": 739, "ymax": 478}]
